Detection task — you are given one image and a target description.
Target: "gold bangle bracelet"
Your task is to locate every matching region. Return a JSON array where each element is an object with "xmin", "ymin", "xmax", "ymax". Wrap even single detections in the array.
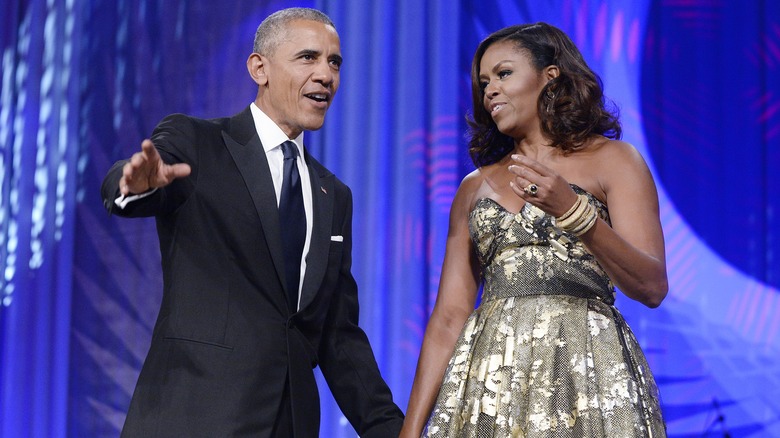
[
  {"xmin": 569, "ymin": 205, "xmax": 598, "ymax": 236},
  {"xmin": 555, "ymin": 194, "xmax": 597, "ymax": 236},
  {"xmin": 556, "ymin": 195, "xmax": 583, "ymax": 222},
  {"xmin": 555, "ymin": 195, "xmax": 589, "ymax": 230}
]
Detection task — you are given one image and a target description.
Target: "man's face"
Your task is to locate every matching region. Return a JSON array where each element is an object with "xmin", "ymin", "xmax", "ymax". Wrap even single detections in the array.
[{"xmin": 253, "ymin": 19, "xmax": 342, "ymax": 138}]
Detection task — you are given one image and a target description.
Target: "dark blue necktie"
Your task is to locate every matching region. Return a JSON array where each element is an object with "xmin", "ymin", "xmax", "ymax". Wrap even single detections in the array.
[{"xmin": 279, "ymin": 141, "xmax": 305, "ymax": 312}]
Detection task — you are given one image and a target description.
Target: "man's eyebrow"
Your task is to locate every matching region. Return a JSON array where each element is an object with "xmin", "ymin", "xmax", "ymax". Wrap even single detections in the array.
[{"xmin": 294, "ymin": 49, "xmax": 321, "ymax": 58}]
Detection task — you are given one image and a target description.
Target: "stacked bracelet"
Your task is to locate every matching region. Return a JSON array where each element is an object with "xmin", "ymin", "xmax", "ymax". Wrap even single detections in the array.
[{"xmin": 554, "ymin": 194, "xmax": 598, "ymax": 236}]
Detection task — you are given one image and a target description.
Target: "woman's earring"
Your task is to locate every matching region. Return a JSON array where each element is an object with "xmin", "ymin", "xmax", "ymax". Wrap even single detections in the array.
[{"xmin": 545, "ymin": 90, "xmax": 555, "ymax": 114}]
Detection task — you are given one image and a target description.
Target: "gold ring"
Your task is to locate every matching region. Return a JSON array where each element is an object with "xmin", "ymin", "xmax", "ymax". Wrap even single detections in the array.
[{"xmin": 524, "ymin": 183, "xmax": 538, "ymax": 196}]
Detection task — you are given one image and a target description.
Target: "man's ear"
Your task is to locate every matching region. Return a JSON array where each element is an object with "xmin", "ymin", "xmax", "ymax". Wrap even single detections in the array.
[
  {"xmin": 545, "ymin": 65, "xmax": 560, "ymax": 81},
  {"xmin": 247, "ymin": 53, "xmax": 268, "ymax": 86}
]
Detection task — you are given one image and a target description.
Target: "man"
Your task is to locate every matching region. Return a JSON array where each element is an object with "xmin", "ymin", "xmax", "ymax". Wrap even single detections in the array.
[{"xmin": 101, "ymin": 7, "xmax": 404, "ymax": 437}]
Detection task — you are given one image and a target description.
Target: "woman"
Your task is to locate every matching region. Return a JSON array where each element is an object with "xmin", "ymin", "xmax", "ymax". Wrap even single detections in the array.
[{"xmin": 401, "ymin": 23, "xmax": 668, "ymax": 437}]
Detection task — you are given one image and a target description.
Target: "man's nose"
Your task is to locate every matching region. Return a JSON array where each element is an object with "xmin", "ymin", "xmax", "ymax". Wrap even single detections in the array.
[{"xmin": 313, "ymin": 61, "xmax": 335, "ymax": 86}]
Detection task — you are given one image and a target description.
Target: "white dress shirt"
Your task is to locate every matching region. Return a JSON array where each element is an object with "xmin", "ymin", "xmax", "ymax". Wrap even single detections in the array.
[{"xmin": 250, "ymin": 103, "xmax": 312, "ymax": 310}]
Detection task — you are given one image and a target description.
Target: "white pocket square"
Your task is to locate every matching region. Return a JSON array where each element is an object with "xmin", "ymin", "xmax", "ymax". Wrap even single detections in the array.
[{"xmin": 330, "ymin": 235, "xmax": 343, "ymax": 242}]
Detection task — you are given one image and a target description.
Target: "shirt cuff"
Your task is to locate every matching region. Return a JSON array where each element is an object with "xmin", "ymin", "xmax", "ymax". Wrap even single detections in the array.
[{"xmin": 114, "ymin": 188, "xmax": 158, "ymax": 209}]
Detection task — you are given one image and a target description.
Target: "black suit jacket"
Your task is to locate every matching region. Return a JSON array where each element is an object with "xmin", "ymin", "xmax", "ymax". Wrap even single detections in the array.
[{"xmin": 101, "ymin": 107, "xmax": 404, "ymax": 437}]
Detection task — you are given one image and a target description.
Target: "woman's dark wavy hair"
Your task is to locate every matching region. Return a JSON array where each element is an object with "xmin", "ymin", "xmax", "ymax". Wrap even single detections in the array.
[{"xmin": 467, "ymin": 22, "xmax": 622, "ymax": 167}]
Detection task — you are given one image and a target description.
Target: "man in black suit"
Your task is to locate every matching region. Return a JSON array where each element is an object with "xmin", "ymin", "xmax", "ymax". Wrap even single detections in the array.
[{"xmin": 101, "ymin": 7, "xmax": 404, "ymax": 437}]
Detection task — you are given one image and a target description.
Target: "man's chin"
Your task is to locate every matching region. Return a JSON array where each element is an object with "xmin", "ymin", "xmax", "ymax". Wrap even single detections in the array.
[{"xmin": 302, "ymin": 118, "xmax": 326, "ymax": 132}]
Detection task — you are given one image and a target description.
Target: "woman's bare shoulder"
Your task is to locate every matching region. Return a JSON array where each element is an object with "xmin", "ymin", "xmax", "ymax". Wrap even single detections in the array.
[
  {"xmin": 589, "ymin": 138, "xmax": 646, "ymax": 164},
  {"xmin": 453, "ymin": 169, "xmax": 485, "ymax": 210}
]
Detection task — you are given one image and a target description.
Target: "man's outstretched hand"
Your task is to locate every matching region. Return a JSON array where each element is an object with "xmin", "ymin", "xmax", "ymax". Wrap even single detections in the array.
[{"xmin": 120, "ymin": 139, "xmax": 192, "ymax": 196}]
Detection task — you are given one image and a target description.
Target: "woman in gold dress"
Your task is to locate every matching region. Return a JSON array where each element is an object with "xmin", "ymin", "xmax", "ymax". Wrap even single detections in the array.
[{"xmin": 400, "ymin": 22, "xmax": 668, "ymax": 437}]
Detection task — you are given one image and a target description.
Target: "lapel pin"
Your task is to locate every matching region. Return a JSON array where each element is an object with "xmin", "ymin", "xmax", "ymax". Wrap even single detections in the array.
[{"xmin": 321, "ymin": 186, "xmax": 327, "ymax": 194}]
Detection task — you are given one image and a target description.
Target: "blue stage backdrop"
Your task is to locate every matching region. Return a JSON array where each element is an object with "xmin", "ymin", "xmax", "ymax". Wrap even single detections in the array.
[{"xmin": 1, "ymin": 1, "xmax": 778, "ymax": 437}]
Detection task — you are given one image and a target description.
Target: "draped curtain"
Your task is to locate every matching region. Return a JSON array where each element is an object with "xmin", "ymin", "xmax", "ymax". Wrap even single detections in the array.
[
  {"xmin": 1, "ymin": 1, "xmax": 79, "ymax": 436},
  {"xmin": 1, "ymin": 1, "xmax": 778, "ymax": 437}
]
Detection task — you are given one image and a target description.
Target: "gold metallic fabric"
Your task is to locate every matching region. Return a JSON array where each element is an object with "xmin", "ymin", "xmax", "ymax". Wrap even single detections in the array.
[{"xmin": 424, "ymin": 187, "xmax": 666, "ymax": 437}]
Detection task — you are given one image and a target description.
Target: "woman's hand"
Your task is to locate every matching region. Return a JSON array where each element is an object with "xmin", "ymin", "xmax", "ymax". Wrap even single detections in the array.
[{"xmin": 507, "ymin": 154, "xmax": 577, "ymax": 217}]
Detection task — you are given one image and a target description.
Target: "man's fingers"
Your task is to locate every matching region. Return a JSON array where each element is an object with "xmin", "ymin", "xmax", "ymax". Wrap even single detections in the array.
[
  {"xmin": 129, "ymin": 150, "xmax": 147, "ymax": 168},
  {"xmin": 120, "ymin": 161, "xmax": 137, "ymax": 195},
  {"xmin": 131, "ymin": 140, "xmax": 159, "ymax": 166},
  {"xmin": 119, "ymin": 176, "xmax": 129, "ymax": 196},
  {"xmin": 120, "ymin": 139, "xmax": 190, "ymax": 193},
  {"xmin": 163, "ymin": 163, "xmax": 192, "ymax": 181},
  {"xmin": 140, "ymin": 139, "xmax": 156, "ymax": 155},
  {"xmin": 118, "ymin": 140, "xmax": 157, "ymax": 195},
  {"xmin": 131, "ymin": 140, "xmax": 161, "ymax": 169},
  {"xmin": 172, "ymin": 163, "xmax": 192, "ymax": 178}
]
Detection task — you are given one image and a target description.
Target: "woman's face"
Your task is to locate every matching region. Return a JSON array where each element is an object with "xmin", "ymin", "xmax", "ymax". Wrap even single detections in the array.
[{"xmin": 478, "ymin": 40, "xmax": 548, "ymax": 139}]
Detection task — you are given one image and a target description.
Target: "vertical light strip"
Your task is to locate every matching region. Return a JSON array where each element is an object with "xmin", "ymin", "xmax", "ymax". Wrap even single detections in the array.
[{"xmin": 1, "ymin": 1, "xmax": 76, "ymax": 437}]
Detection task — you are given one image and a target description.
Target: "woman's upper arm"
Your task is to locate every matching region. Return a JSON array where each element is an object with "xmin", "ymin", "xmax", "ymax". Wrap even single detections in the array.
[
  {"xmin": 602, "ymin": 142, "xmax": 666, "ymax": 263},
  {"xmin": 430, "ymin": 173, "xmax": 482, "ymax": 324}
]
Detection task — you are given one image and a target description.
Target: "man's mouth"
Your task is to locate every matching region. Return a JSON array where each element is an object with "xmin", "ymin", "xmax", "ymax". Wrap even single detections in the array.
[{"xmin": 305, "ymin": 93, "xmax": 329, "ymax": 103}]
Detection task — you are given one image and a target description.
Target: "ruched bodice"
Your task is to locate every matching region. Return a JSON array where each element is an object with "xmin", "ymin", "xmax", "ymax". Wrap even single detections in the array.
[{"xmin": 470, "ymin": 185, "xmax": 613, "ymax": 305}]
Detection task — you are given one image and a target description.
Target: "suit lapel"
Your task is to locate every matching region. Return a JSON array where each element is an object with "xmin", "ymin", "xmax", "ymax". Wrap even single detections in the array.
[
  {"xmin": 222, "ymin": 108, "xmax": 287, "ymax": 307},
  {"xmin": 222, "ymin": 107, "xmax": 335, "ymax": 313},
  {"xmin": 299, "ymin": 154, "xmax": 333, "ymax": 311}
]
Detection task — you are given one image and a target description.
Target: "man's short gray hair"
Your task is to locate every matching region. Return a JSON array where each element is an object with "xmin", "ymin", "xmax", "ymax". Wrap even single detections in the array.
[{"xmin": 253, "ymin": 8, "xmax": 335, "ymax": 56}]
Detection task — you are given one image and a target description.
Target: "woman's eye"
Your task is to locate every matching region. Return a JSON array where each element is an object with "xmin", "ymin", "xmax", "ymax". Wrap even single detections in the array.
[
  {"xmin": 498, "ymin": 70, "xmax": 511, "ymax": 79},
  {"xmin": 479, "ymin": 81, "xmax": 489, "ymax": 90}
]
